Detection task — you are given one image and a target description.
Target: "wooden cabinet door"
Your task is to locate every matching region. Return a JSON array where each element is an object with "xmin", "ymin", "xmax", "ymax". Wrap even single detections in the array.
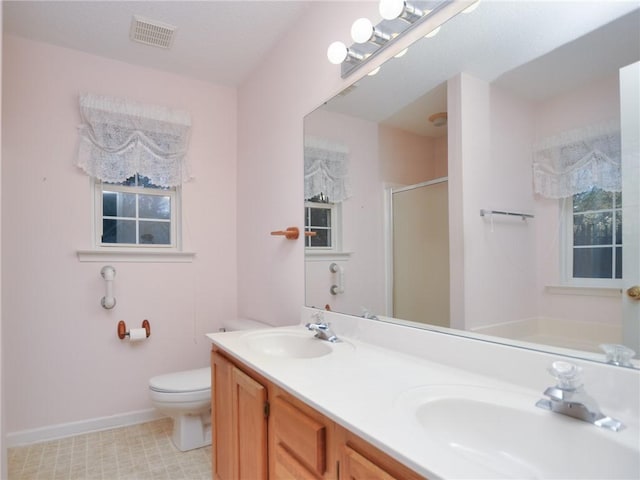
[
  {"xmin": 233, "ymin": 366, "xmax": 268, "ymax": 480},
  {"xmin": 212, "ymin": 351, "xmax": 268, "ymax": 480},
  {"xmin": 212, "ymin": 351, "xmax": 234, "ymax": 480}
]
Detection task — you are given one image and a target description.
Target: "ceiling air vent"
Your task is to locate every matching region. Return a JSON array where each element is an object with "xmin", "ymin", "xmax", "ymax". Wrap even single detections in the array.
[{"xmin": 130, "ymin": 15, "xmax": 176, "ymax": 49}]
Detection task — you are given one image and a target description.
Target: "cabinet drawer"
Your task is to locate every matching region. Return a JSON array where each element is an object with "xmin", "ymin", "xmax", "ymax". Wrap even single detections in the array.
[{"xmin": 272, "ymin": 396, "xmax": 327, "ymax": 476}]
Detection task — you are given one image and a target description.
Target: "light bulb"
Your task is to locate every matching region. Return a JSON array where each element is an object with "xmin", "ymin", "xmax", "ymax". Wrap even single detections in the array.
[
  {"xmin": 327, "ymin": 41, "xmax": 348, "ymax": 65},
  {"xmin": 351, "ymin": 18, "xmax": 374, "ymax": 44},
  {"xmin": 379, "ymin": 0, "xmax": 405, "ymax": 20},
  {"xmin": 367, "ymin": 66, "xmax": 381, "ymax": 76},
  {"xmin": 425, "ymin": 26, "xmax": 441, "ymax": 38}
]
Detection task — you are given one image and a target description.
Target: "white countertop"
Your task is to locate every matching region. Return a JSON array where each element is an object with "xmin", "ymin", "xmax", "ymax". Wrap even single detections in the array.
[{"xmin": 207, "ymin": 318, "xmax": 640, "ymax": 479}]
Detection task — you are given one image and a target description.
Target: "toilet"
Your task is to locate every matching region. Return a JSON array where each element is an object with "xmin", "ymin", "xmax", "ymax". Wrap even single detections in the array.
[
  {"xmin": 149, "ymin": 318, "xmax": 270, "ymax": 451},
  {"xmin": 149, "ymin": 367, "xmax": 212, "ymax": 451}
]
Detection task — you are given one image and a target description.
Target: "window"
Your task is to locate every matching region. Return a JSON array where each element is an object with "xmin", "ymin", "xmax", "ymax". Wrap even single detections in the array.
[
  {"xmin": 304, "ymin": 195, "xmax": 339, "ymax": 250},
  {"xmin": 95, "ymin": 174, "xmax": 179, "ymax": 248},
  {"xmin": 565, "ymin": 187, "xmax": 622, "ymax": 284}
]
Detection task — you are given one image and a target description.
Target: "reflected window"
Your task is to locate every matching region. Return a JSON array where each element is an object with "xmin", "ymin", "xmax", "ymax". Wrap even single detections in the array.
[
  {"xmin": 304, "ymin": 194, "xmax": 340, "ymax": 250},
  {"xmin": 96, "ymin": 174, "xmax": 178, "ymax": 248},
  {"xmin": 566, "ymin": 187, "xmax": 622, "ymax": 283}
]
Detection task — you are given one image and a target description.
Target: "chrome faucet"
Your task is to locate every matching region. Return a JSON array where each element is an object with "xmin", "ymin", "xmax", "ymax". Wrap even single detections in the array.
[
  {"xmin": 305, "ymin": 312, "xmax": 339, "ymax": 342},
  {"xmin": 535, "ymin": 361, "xmax": 625, "ymax": 432}
]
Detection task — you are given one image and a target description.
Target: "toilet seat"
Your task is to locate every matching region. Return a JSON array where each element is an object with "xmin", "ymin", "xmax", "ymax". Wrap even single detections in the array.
[{"xmin": 149, "ymin": 367, "xmax": 210, "ymax": 394}]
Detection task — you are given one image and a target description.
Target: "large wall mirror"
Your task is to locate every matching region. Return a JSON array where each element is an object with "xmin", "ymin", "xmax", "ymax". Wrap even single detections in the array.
[{"xmin": 304, "ymin": 1, "xmax": 640, "ymax": 368}]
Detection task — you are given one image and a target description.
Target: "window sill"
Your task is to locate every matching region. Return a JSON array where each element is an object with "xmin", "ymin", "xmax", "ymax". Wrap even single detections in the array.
[
  {"xmin": 77, "ymin": 249, "xmax": 195, "ymax": 263},
  {"xmin": 305, "ymin": 251, "xmax": 353, "ymax": 261},
  {"xmin": 545, "ymin": 285, "xmax": 622, "ymax": 297}
]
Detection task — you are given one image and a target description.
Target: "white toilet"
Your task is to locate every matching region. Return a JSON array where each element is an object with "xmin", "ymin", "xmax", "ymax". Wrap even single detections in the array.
[
  {"xmin": 149, "ymin": 318, "xmax": 270, "ymax": 451},
  {"xmin": 149, "ymin": 367, "xmax": 212, "ymax": 451}
]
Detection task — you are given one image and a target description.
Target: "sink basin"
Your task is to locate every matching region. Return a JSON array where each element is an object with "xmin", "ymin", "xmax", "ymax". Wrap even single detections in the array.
[
  {"xmin": 244, "ymin": 330, "xmax": 334, "ymax": 358},
  {"xmin": 395, "ymin": 385, "xmax": 639, "ymax": 479}
]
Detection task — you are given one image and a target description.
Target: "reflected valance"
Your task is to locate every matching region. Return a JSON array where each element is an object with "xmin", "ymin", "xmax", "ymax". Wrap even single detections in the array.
[
  {"xmin": 77, "ymin": 93, "xmax": 192, "ymax": 187},
  {"xmin": 304, "ymin": 137, "xmax": 351, "ymax": 203},
  {"xmin": 532, "ymin": 121, "xmax": 621, "ymax": 199}
]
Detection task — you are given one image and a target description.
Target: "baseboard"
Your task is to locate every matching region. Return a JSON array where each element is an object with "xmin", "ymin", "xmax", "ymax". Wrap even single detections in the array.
[{"xmin": 6, "ymin": 409, "xmax": 165, "ymax": 448}]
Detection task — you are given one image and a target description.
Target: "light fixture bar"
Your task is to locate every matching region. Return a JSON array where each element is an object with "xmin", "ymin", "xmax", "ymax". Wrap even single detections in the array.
[{"xmin": 335, "ymin": 0, "xmax": 453, "ymax": 79}]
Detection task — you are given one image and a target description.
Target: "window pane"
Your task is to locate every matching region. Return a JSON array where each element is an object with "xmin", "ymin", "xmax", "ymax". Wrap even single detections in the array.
[
  {"xmin": 139, "ymin": 221, "xmax": 170, "ymax": 245},
  {"xmin": 103, "ymin": 191, "xmax": 136, "ymax": 218},
  {"xmin": 310, "ymin": 208, "xmax": 331, "ymax": 228},
  {"xmin": 615, "ymin": 246, "xmax": 622, "ymax": 279},
  {"xmin": 573, "ymin": 188, "xmax": 614, "ymax": 212},
  {"xmin": 139, "ymin": 195, "xmax": 171, "ymax": 219},
  {"xmin": 573, "ymin": 212, "xmax": 612, "ymax": 246},
  {"xmin": 309, "ymin": 229, "xmax": 330, "ymax": 247},
  {"xmin": 614, "ymin": 191, "xmax": 622, "ymax": 208},
  {"xmin": 615, "ymin": 211, "xmax": 622, "ymax": 245},
  {"xmin": 102, "ymin": 219, "xmax": 136, "ymax": 244},
  {"xmin": 573, "ymin": 247, "xmax": 612, "ymax": 278}
]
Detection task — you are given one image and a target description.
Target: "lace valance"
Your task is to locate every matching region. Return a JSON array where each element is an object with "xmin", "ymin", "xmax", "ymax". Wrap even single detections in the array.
[
  {"xmin": 77, "ymin": 93, "xmax": 192, "ymax": 187},
  {"xmin": 532, "ymin": 121, "xmax": 621, "ymax": 199},
  {"xmin": 304, "ymin": 137, "xmax": 351, "ymax": 203}
]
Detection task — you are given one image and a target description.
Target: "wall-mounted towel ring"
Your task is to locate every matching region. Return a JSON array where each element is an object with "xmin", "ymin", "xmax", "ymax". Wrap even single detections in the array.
[
  {"xmin": 118, "ymin": 319, "xmax": 150, "ymax": 340},
  {"xmin": 101, "ymin": 265, "xmax": 116, "ymax": 309}
]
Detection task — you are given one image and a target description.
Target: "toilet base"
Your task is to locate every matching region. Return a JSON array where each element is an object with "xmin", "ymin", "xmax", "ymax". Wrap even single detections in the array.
[{"xmin": 171, "ymin": 410, "xmax": 212, "ymax": 452}]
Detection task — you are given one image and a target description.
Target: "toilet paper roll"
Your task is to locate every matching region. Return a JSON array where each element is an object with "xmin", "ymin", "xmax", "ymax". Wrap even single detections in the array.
[{"xmin": 128, "ymin": 328, "xmax": 147, "ymax": 342}]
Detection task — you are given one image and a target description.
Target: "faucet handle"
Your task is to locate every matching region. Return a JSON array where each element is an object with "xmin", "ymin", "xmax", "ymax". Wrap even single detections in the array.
[
  {"xmin": 600, "ymin": 344, "xmax": 636, "ymax": 367},
  {"xmin": 548, "ymin": 361, "xmax": 582, "ymax": 390}
]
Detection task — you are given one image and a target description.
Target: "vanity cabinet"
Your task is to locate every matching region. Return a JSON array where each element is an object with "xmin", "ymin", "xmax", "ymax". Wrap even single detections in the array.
[
  {"xmin": 211, "ymin": 347, "xmax": 427, "ymax": 480},
  {"xmin": 211, "ymin": 351, "xmax": 268, "ymax": 480}
]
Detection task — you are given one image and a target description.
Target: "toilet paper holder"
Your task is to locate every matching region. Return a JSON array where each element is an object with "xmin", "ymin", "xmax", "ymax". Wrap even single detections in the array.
[{"xmin": 117, "ymin": 319, "xmax": 151, "ymax": 340}]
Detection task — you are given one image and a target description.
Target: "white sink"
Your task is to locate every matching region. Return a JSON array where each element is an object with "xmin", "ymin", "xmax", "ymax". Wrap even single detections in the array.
[
  {"xmin": 244, "ymin": 330, "xmax": 335, "ymax": 358},
  {"xmin": 395, "ymin": 385, "xmax": 639, "ymax": 479}
]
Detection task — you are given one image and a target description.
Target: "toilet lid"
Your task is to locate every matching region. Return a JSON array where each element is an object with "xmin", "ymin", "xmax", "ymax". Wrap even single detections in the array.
[{"xmin": 149, "ymin": 367, "xmax": 210, "ymax": 393}]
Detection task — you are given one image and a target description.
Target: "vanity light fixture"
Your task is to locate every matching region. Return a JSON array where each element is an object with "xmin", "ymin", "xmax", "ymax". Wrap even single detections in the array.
[
  {"xmin": 351, "ymin": 18, "xmax": 392, "ymax": 45},
  {"xmin": 327, "ymin": 41, "xmax": 365, "ymax": 65},
  {"xmin": 379, "ymin": 0, "xmax": 425, "ymax": 22},
  {"xmin": 327, "ymin": 1, "xmax": 462, "ymax": 78}
]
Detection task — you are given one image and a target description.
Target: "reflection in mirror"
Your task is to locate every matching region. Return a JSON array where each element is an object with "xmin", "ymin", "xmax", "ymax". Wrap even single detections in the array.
[{"xmin": 304, "ymin": 1, "xmax": 640, "ymax": 367}]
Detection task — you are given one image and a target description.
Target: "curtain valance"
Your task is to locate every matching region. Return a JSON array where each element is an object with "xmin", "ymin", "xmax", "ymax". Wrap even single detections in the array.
[
  {"xmin": 304, "ymin": 137, "xmax": 351, "ymax": 203},
  {"xmin": 77, "ymin": 93, "xmax": 192, "ymax": 187},
  {"xmin": 532, "ymin": 120, "xmax": 621, "ymax": 199}
]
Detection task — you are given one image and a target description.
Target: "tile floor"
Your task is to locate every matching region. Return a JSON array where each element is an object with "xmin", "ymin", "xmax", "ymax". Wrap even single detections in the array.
[{"xmin": 8, "ymin": 418, "xmax": 212, "ymax": 480}]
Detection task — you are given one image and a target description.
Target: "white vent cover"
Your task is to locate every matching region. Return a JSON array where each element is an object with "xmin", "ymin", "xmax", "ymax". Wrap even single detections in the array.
[{"xmin": 130, "ymin": 15, "xmax": 176, "ymax": 49}]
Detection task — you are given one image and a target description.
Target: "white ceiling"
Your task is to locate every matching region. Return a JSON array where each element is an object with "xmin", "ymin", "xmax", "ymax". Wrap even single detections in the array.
[
  {"xmin": 3, "ymin": 1, "xmax": 311, "ymax": 86},
  {"xmin": 323, "ymin": 1, "xmax": 639, "ymax": 137}
]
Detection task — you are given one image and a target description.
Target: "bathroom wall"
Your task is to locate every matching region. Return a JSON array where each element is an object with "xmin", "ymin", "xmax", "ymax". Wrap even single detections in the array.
[
  {"xmin": 533, "ymin": 73, "xmax": 621, "ymax": 326},
  {"xmin": 304, "ymin": 108, "xmax": 385, "ymax": 316},
  {"xmin": 236, "ymin": 0, "xmax": 383, "ymax": 325},
  {"xmin": 451, "ymin": 72, "xmax": 622, "ymax": 334},
  {"xmin": 1, "ymin": 35, "xmax": 238, "ymax": 437}
]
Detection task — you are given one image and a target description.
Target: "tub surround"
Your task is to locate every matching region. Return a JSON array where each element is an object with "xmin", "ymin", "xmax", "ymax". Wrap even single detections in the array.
[{"xmin": 207, "ymin": 307, "xmax": 640, "ymax": 479}]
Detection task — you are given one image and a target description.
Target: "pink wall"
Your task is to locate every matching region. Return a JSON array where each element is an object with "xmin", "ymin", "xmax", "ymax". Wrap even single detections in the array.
[
  {"xmin": 2, "ymin": 35, "xmax": 238, "ymax": 434},
  {"xmin": 533, "ymin": 74, "xmax": 621, "ymax": 325},
  {"xmin": 236, "ymin": 1, "xmax": 382, "ymax": 325}
]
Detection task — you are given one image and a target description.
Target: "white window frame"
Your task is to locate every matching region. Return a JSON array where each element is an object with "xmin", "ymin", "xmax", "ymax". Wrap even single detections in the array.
[
  {"xmin": 304, "ymin": 201, "xmax": 341, "ymax": 253},
  {"xmin": 560, "ymin": 192, "xmax": 622, "ymax": 288},
  {"xmin": 93, "ymin": 177, "xmax": 181, "ymax": 251}
]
